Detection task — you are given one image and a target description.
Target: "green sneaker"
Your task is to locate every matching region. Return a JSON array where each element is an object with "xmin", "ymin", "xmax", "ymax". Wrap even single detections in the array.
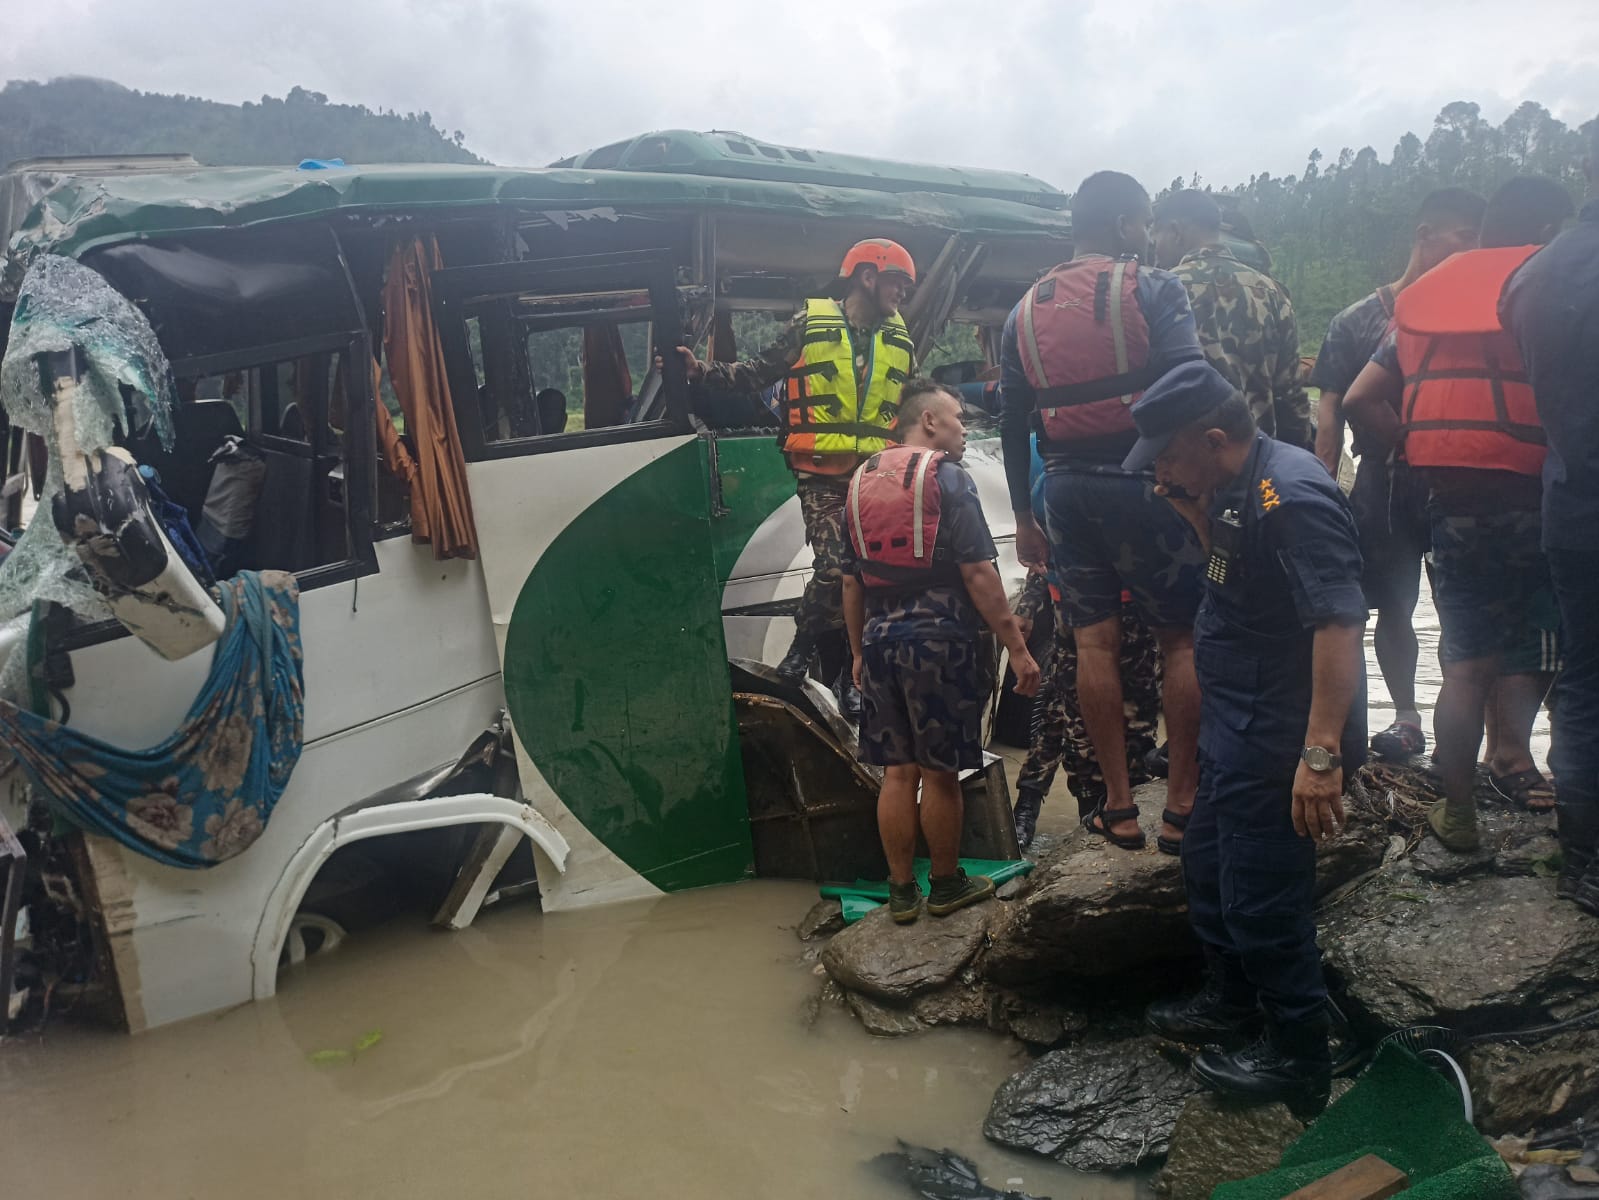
[
  {"xmin": 926, "ymin": 869, "xmax": 996, "ymax": 917},
  {"xmin": 888, "ymin": 880, "xmax": 922, "ymax": 925},
  {"xmin": 1427, "ymin": 798, "xmax": 1481, "ymax": 853}
]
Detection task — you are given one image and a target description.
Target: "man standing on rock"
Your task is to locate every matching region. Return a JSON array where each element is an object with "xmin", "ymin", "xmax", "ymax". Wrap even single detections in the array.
[
  {"xmin": 843, "ymin": 380, "xmax": 1041, "ymax": 924},
  {"xmin": 1132, "ymin": 361, "xmax": 1367, "ymax": 1115}
]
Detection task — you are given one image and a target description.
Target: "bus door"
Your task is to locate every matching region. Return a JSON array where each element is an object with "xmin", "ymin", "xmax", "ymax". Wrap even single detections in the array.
[{"xmin": 431, "ymin": 250, "xmax": 752, "ymax": 908}]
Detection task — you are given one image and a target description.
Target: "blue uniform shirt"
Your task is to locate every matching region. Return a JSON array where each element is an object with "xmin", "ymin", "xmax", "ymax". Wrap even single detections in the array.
[{"xmin": 1195, "ymin": 434, "xmax": 1369, "ymax": 777}]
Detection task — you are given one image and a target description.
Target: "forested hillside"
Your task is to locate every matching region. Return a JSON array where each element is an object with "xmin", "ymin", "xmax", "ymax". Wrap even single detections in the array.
[
  {"xmin": 1197, "ymin": 101, "xmax": 1594, "ymax": 348},
  {"xmin": 0, "ymin": 77, "xmax": 482, "ymax": 170}
]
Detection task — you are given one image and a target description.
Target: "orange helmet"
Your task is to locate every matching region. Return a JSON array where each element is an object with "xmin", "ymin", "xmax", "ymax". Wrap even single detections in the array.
[{"xmin": 839, "ymin": 238, "xmax": 916, "ymax": 284}]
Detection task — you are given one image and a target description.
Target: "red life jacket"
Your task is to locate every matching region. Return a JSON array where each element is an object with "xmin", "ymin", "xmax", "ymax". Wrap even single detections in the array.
[
  {"xmin": 846, "ymin": 445, "xmax": 957, "ymax": 590},
  {"xmin": 1396, "ymin": 245, "xmax": 1546, "ymax": 477},
  {"xmin": 1016, "ymin": 256, "xmax": 1160, "ymax": 447}
]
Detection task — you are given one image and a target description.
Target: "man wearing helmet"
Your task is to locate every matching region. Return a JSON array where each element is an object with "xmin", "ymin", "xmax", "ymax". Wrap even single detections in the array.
[{"xmin": 674, "ymin": 239, "xmax": 919, "ymax": 718}]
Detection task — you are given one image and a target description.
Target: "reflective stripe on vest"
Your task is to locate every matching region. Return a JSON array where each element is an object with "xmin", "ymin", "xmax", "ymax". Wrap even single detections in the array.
[
  {"xmin": 784, "ymin": 298, "xmax": 914, "ymax": 458},
  {"xmin": 1018, "ymin": 257, "xmax": 1157, "ymax": 446},
  {"xmin": 1394, "ymin": 246, "xmax": 1546, "ymax": 477}
]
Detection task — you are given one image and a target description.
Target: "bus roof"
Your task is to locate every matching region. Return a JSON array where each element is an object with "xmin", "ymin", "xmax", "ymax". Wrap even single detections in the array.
[
  {"xmin": 1, "ymin": 159, "xmax": 1073, "ymax": 295},
  {"xmin": 551, "ymin": 130, "xmax": 1067, "ymax": 210}
]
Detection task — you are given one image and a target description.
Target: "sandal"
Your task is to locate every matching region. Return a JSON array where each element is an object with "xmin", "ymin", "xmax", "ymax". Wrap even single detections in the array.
[
  {"xmin": 1489, "ymin": 767, "xmax": 1556, "ymax": 813},
  {"xmin": 1082, "ymin": 805, "xmax": 1147, "ymax": 851},
  {"xmin": 1157, "ymin": 808, "xmax": 1189, "ymax": 857},
  {"xmin": 1370, "ymin": 721, "xmax": 1426, "ymax": 761}
]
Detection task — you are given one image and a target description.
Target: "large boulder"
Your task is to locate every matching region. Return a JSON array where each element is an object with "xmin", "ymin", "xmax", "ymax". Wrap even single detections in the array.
[
  {"xmin": 984, "ymin": 840, "xmax": 1192, "ymax": 986},
  {"xmin": 1320, "ymin": 868, "xmax": 1599, "ymax": 1030},
  {"xmin": 983, "ymin": 1035, "xmax": 1201, "ymax": 1171},
  {"xmin": 1469, "ymin": 1030, "xmax": 1599, "ymax": 1136},
  {"xmin": 985, "ymin": 792, "xmax": 1386, "ymax": 988},
  {"xmin": 821, "ymin": 902, "xmax": 992, "ymax": 1003},
  {"xmin": 1153, "ymin": 1093, "xmax": 1305, "ymax": 1200}
]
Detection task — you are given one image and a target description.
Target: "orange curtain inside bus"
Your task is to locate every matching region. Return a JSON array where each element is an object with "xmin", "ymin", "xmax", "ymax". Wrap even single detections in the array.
[
  {"xmin": 581, "ymin": 323, "xmax": 633, "ymax": 429},
  {"xmin": 380, "ymin": 236, "xmax": 478, "ymax": 560}
]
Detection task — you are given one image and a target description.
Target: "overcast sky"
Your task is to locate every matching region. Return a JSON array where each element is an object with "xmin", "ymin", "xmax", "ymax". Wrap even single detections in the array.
[{"xmin": 5, "ymin": 0, "xmax": 1598, "ymax": 191}]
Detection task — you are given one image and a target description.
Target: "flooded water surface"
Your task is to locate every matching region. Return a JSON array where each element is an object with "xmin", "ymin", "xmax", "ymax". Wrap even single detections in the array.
[{"xmin": 3, "ymin": 882, "xmax": 1143, "ymax": 1200}]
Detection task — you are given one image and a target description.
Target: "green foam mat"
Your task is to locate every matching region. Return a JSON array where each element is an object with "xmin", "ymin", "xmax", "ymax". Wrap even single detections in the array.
[
  {"xmin": 1212, "ymin": 1045, "xmax": 1517, "ymax": 1199},
  {"xmin": 820, "ymin": 858, "xmax": 1034, "ymax": 923}
]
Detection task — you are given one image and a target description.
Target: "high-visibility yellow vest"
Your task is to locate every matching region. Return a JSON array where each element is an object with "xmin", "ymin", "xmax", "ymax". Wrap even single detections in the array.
[{"xmin": 783, "ymin": 298, "xmax": 914, "ymax": 459}]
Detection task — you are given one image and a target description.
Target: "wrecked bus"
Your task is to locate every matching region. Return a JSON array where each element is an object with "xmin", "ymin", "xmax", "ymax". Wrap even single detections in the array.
[{"xmin": 0, "ymin": 145, "xmax": 1072, "ymax": 1031}]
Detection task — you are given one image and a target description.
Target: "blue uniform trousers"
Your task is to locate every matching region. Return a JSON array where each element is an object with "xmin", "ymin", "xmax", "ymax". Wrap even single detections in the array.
[{"xmin": 1181, "ymin": 758, "xmax": 1325, "ymax": 1024}]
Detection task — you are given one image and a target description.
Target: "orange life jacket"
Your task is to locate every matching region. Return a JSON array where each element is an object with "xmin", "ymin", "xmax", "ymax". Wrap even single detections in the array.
[
  {"xmin": 846, "ymin": 446, "xmax": 959, "ymax": 591},
  {"xmin": 1016, "ymin": 256, "xmax": 1160, "ymax": 448},
  {"xmin": 1396, "ymin": 245, "xmax": 1546, "ymax": 477}
]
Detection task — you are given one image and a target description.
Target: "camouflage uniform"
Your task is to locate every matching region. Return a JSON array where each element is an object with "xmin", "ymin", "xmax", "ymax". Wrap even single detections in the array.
[
  {"xmin": 1170, "ymin": 244, "xmax": 1312, "ymax": 450},
  {"xmin": 699, "ymin": 308, "xmax": 915, "ymax": 639},
  {"xmin": 860, "ymin": 638, "xmax": 988, "ymax": 771},
  {"xmin": 1014, "ymin": 574, "xmax": 1163, "ymax": 818}
]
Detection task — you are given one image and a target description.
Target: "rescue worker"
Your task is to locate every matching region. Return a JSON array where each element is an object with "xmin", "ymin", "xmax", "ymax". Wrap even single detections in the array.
[
  {"xmin": 1012, "ymin": 515, "xmax": 1162, "ymax": 847},
  {"xmin": 842, "ymin": 379, "xmax": 1041, "ymax": 922},
  {"xmin": 1343, "ymin": 176, "xmax": 1575, "ymax": 852},
  {"xmin": 1502, "ymin": 122, "xmax": 1599, "ymax": 916},
  {"xmin": 1311, "ymin": 188, "xmax": 1486, "ymax": 762},
  {"xmin": 675, "ymin": 240, "xmax": 918, "ymax": 720},
  {"xmin": 1135, "ymin": 360, "xmax": 1367, "ymax": 1115},
  {"xmin": 1001, "ymin": 170, "xmax": 1206, "ymax": 855},
  {"xmin": 1152, "ymin": 189, "xmax": 1313, "ymax": 450}
]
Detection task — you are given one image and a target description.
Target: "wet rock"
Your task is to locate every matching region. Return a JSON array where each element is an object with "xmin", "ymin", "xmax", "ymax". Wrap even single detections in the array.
[
  {"xmin": 983, "ymin": 840, "xmax": 1191, "ymax": 986},
  {"xmin": 995, "ymin": 876, "xmax": 1028, "ymax": 901},
  {"xmin": 910, "ymin": 976, "xmax": 991, "ymax": 1029},
  {"xmin": 798, "ymin": 899, "xmax": 846, "ymax": 941},
  {"xmin": 846, "ymin": 990, "xmax": 923, "ymax": 1038},
  {"xmin": 1153, "ymin": 1092, "xmax": 1304, "ymax": 1200},
  {"xmin": 1313, "ymin": 815, "xmax": 1390, "ymax": 899},
  {"xmin": 984, "ymin": 1035, "xmax": 1201, "ymax": 1170},
  {"xmin": 1320, "ymin": 870, "xmax": 1599, "ymax": 1030},
  {"xmin": 822, "ymin": 903, "xmax": 992, "ymax": 1004},
  {"xmin": 984, "ymin": 794, "xmax": 1385, "ymax": 987},
  {"xmin": 1410, "ymin": 805, "xmax": 1558, "ymax": 884},
  {"xmin": 995, "ymin": 994, "xmax": 1089, "ymax": 1049},
  {"xmin": 1469, "ymin": 1030, "xmax": 1599, "ymax": 1136}
]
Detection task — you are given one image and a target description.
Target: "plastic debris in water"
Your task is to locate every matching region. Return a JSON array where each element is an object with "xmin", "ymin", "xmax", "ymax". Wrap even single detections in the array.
[{"xmin": 869, "ymin": 1142, "xmax": 1051, "ymax": 1200}]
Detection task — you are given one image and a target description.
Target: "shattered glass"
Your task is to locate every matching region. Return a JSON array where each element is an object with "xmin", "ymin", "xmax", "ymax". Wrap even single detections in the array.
[{"xmin": 0, "ymin": 254, "xmax": 178, "ymax": 700}]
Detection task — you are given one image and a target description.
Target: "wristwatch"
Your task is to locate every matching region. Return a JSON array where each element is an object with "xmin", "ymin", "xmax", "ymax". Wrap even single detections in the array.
[{"xmin": 1301, "ymin": 746, "xmax": 1342, "ymax": 772}]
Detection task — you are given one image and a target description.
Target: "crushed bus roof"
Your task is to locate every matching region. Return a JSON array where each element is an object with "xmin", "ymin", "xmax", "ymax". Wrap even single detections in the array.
[{"xmin": 1, "ymin": 160, "xmax": 1073, "ymax": 294}]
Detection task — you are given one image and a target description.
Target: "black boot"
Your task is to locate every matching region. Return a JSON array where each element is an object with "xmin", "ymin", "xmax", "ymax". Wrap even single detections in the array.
[
  {"xmin": 1191, "ymin": 1010, "xmax": 1332, "ymax": 1118},
  {"xmin": 1557, "ymin": 844, "xmax": 1593, "ymax": 902},
  {"xmin": 1146, "ymin": 950, "xmax": 1262, "ymax": 1048},
  {"xmin": 1144, "ymin": 741, "xmax": 1170, "ymax": 780},
  {"xmin": 1556, "ymin": 803, "xmax": 1599, "ymax": 916},
  {"xmin": 777, "ymin": 631, "xmax": 816, "ymax": 683},
  {"xmin": 1013, "ymin": 789, "xmax": 1043, "ymax": 850}
]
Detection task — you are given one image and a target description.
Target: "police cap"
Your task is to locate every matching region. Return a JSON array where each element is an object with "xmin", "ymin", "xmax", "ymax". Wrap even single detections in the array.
[{"xmin": 1122, "ymin": 360, "xmax": 1240, "ymax": 472}]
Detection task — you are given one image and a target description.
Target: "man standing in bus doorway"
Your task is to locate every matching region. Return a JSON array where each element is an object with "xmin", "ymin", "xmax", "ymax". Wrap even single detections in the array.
[
  {"xmin": 674, "ymin": 240, "xmax": 919, "ymax": 721},
  {"xmin": 842, "ymin": 380, "xmax": 1041, "ymax": 922},
  {"xmin": 1001, "ymin": 170, "xmax": 1207, "ymax": 856}
]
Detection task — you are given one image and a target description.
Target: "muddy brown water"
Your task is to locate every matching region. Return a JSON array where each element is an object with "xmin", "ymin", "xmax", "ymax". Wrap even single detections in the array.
[{"xmin": 2, "ymin": 881, "xmax": 1146, "ymax": 1200}]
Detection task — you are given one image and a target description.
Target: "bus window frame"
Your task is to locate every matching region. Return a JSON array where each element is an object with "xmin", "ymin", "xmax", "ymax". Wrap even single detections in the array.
[{"xmin": 429, "ymin": 249, "xmax": 691, "ymax": 463}]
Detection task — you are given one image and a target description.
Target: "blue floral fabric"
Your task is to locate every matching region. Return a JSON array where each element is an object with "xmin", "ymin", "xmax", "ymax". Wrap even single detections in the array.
[{"xmin": 0, "ymin": 569, "xmax": 305, "ymax": 868}]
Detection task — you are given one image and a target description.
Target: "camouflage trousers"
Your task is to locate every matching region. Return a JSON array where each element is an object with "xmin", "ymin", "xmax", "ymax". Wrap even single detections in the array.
[
  {"xmin": 1016, "ymin": 608, "xmax": 1162, "ymax": 817},
  {"xmin": 795, "ymin": 474, "xmax": 852, "ymax": 638}
]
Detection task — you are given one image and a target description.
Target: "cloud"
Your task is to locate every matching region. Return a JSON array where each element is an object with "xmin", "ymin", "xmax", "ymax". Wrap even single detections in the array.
[{"xmin": 3, "ymin": 0, "xmax": 1597, "ymax": 191}]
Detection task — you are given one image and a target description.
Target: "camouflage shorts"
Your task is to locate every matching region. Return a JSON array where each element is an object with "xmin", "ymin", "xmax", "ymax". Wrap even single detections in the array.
[
  {"xmin": 1430, "ymin": 507, "xmax": 1556, "ymax": 667},
  {"xmin": 1041, "ymin": 469, "xmax": 1203, "ymax": 630},
  {"xmin": 859, "ymin": 638, "xmax": 985, "ymax": 772},
  {"xmin": 1016, "ymin": 608, "xmax": 1162, "ymax": 814},
  {"xmin": 795, "ymin": 474, "xmax": 851, "ymax": 637}
]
